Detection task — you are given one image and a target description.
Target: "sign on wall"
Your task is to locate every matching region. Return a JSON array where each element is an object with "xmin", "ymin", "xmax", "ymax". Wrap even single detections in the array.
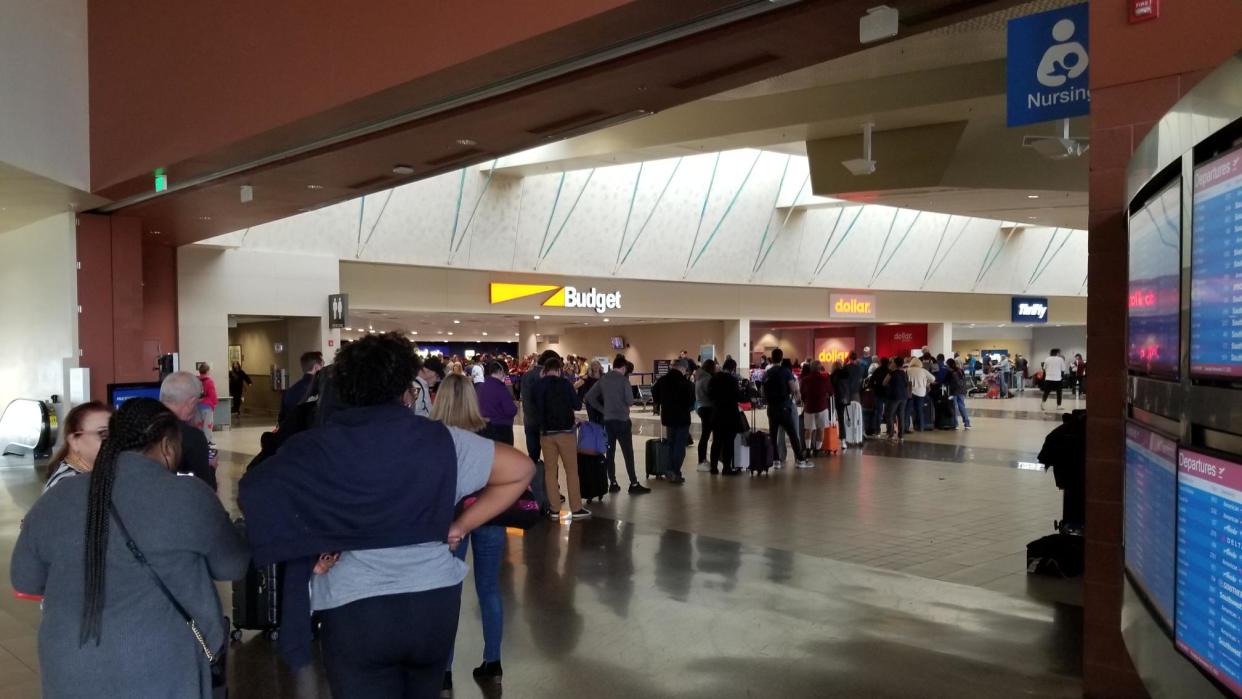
[
  {"xmin": 1006, "ymin": 3, "xmax": 1090, "ymax": 127},
  {"xmin": 489, "ymin": 282, "xmax": 621, "ymax": 315},
  {"xmin": 814, "ymin": 336, "xmax": 856, "ymax": 365},
  {"xmin": 829, "ymin": 293, "xmax": 876, "ymax": 320},
  {"xmin": 328, "ymin": 293, "xmax": 349, "ymax": 329},
  {"xmin": 1012, "ymin": 296, "xmax": 1050, "ymax": 323},
  {"xmin": 875, "ymin": 324, "xmax": 927, "ymax": 358}
]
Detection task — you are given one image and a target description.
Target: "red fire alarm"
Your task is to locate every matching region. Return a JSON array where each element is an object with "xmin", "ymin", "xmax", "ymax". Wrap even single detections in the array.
[
  {"xmin": 1129, "ymin": 0, "xmax": 1159, "ymax": 23},
  {"xmin": 328, "ymin": 339, "xmax": 335, "ymax": 347}
]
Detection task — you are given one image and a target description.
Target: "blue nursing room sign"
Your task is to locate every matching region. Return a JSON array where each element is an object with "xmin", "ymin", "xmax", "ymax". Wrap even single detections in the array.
[{"xmin": 1006, "ymin": 3, "xmax": 1090, "ymax": 127}]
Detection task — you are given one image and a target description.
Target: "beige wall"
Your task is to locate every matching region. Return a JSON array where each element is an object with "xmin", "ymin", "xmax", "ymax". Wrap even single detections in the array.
[
  {"xmin": 340, "ymin": 261, "xmax": 1088, "ymax": 325},
  {"xmin": 550, "ymin": 321, "xmax": 724, "ymax": 375},
  {"xmin": 751, "ymin": 329, "xmax": 814, "ymax": 361}
]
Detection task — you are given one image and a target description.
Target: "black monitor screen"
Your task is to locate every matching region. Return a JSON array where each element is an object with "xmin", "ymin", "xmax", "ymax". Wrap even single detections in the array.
[
  {"xmin": 1124, "ymin": 423, "xmax": 1177, "ymax": 629},
  {"xmin": 106, "ymin": 382, "xmax": 162, "ymax": 410},
  {"xmin": 1127, "ymin": 180, "xmax": 1182, "ymax": 378},
  {"xmin": 1176, "ymin": 447, "xmax": 1242, "ymax": 696},
  {"xmin": 1191, "ymin": 144, "xmax": 1242, "ymax": 380}
]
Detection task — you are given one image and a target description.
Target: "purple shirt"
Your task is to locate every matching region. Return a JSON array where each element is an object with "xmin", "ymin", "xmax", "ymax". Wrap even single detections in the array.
[{"xmin": 475, "ymin": 375, "xmax": 518, "ymax": 426}]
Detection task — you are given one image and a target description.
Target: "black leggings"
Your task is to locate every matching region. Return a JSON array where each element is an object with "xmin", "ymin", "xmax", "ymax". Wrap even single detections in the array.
[
  {"xmin": 320, "ymin": 585, "xmax": 462, "ymax": 699},
  {"xmin": 711, "ymin": 428, "xmax": 737, "ymax": 470},
  {"xmin": 697, "ymin": 407, "xmax": 715, "ymax": 463}
]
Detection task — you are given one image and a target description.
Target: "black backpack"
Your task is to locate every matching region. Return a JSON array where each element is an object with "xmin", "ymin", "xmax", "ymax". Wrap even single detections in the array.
[{"xmin": 763, "ymin": 367, "xmax": 790, "ymax": 404}]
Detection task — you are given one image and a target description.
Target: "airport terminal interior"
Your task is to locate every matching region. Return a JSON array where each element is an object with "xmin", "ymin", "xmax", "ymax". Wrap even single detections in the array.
[{"xmin": 0, "ymin": 1, "xmax": 1240, "ymax": 697}]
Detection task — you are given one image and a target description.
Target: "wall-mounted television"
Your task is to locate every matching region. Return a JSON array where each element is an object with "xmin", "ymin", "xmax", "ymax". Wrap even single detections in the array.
[
  {"xmin": 610, "ymin": 336, "xmax": 625, "ymax": 350},
  {"xmin": 106, "ymin": 382, "xmax": 162, "ymax": 410},
  {"xmin": 1190, "ymin": 142, "xmax": 1242, "ymax": 381},
  {"xmin": 1124, "ymin": 422, "xmax": 1178, "ymax": 630},
  {"xmin": 1175, "ymin": 446, "xmax": 1242, "ymax": 696},
  {"xmin": 1127, "ymin": 179, "xmax": 1182, "ymax": 379}
]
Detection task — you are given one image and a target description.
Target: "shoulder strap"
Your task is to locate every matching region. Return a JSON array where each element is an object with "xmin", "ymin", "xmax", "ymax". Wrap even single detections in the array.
[{"xmin": 109, "ymin": 505, "xmax": 196, "ymax": 625}]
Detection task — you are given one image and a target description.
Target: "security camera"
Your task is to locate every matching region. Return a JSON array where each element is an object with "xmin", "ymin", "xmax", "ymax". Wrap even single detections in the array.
[{"xmin": 842, "ymin": 158, "xmax": 877, "ymax": 176}]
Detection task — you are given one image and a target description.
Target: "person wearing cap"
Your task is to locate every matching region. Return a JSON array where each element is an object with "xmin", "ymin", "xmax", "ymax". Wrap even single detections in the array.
[
  {"xmin": 859, "ymin": 346, "xmax": 873, "ymax": 375},
  {"xmin": 651, "ymin": 358, "xmax": 696, "ymax": 484},
  {"xmin": 412, "ymin": 355, "xmax": 445, "ymax": 417}
]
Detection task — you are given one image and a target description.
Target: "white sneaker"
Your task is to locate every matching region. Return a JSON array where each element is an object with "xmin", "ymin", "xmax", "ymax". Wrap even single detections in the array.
[
  {"xmin": 796, "ymin": 460, "xmax": 814, "ymax": 469},
  {"xmin": 1040, "ymin": 400, "xmax": 1046, "ymax": 410},
  {"xmin": 772, "ymin": 460, "xmax": 783, "ymax": 470},
  {"xmin": 696, "ymin": 462, "xmax": 711, "ymax": 472}
]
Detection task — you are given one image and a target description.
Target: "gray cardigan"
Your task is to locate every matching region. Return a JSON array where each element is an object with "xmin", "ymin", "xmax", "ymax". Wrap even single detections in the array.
[{"xmin": 11, "ymin": 452, "xmax": 249, "ymax": 699}]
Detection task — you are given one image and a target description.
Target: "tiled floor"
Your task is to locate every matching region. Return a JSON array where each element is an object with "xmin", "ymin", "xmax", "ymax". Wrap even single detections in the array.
[{"xmin": 0, "ymin": 393, "xmax": 1085, "ymax": 697}]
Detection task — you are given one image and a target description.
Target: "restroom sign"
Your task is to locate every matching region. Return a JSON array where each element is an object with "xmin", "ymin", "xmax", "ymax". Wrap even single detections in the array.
[
  {"xmin": 829, "ymin": 293, "xmax": 876, "ymax": 320},
  {"xmin": 1006, "ymin": 3, "xmax": 1090, "ymax": 127}
]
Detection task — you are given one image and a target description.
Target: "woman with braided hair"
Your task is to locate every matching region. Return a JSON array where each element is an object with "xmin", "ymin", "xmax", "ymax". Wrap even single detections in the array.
[{"xmin": 11, "ymin": 397, "xmax": 249, "ymax": 699}]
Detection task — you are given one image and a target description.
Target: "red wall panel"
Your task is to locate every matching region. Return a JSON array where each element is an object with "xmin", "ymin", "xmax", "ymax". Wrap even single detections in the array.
[
  {"xmin": 109, "ymin": 217, "xmax": 146, "ymax": 383},
  {"xmin": 76, "ymin": 214, "xmax": 114, "ymax": 403},
  {"xmin": 875, "ymin": 324, "xmax": 928, "ymax": 359},
  {"xmin": 142, "ymin": 242, "xmax": 179, "ymax": 369}
]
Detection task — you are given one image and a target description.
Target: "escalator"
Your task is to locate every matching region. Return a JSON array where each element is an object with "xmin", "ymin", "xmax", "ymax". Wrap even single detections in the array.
[{"xmin": 0, "ymin": 397, "xmax": 60, "ymax": 462}]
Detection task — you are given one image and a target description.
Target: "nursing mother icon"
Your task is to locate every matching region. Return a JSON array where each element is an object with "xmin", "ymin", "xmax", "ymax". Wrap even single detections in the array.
[{"xmin": 1037, "ymin": 18, "xmax": 1088, "ymax": 88}]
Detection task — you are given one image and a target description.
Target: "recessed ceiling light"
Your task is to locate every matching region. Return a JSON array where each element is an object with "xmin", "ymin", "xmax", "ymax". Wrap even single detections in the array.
[
  {"xmin": 533, "ymin": 315, "xmax": 541, "ymax": 320},
  {"xmin": 1027, "ymin": 216, "xmax": 1038, "ymax": 220},
  {"xmin": 197, "ymin": 216, "xmax": 212, "ymax": 221},
  {"xmin": 447, "ymin": 331, "xmax": 454, "ymax": 336},
  {"xmin": 306, "ymin": 184, "xmax": 324, "ymax": 190},
  {"xmin": 515, "ymin": 333, "xmax": 520, "ymax": 337},
  {"xmin": 392, "ymin": 164, "xmax": 415, "ymax": 175},
  {"xmin": 482, "ymin": 332, "xmax": 489, "ymax": 336},
  {"xmin": 345, "ymin": 327, "xmax": 352, "ymax": 331},
  {"xmin": 453, "ymin": 320, "xmax": 461, "ymax": 324},
  {"xmin": 536, "ymin": 333, "xmax": 541, "ymax": 337},
  {"xmin": 411, "ymin": 331, "xmax": 419, "ymax": 336},
  {"xmin": 150, "ymin": 230, "xmax": 162, "ymax": 236},
  {"xmin": 603, "ymin": 318, "xmax": 611, "ymax": 323},
  {"xmin": 456, "ymin": 138, "xmax": 478, "ymax": 147},
  {"xmin": 1027, "ymin": 194, "xmax": 1040, "ymax": 199}
]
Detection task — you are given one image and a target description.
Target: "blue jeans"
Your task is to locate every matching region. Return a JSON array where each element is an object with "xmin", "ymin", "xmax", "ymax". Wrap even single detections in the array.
[
  {"xmin": 451, "ymin": 525, "xmax": 506, "ymax": 664},
  {"xmin": 667, "ymin": 425, "xmax": 690, "ymax": 478},
  {"xmin": 952, "ymin": 394, "xmax": 971, "ymax": 428},
  {"xmin": 1000, "ymin": 371, "xmax": 1011, "ymax": 398},
  {"xmin": 885, "ymin": 399, "xmax": 906, "ymax": 438},
  {"xmin": 907, "ymin": 395, "xmax": 927, "ymax": 431}
]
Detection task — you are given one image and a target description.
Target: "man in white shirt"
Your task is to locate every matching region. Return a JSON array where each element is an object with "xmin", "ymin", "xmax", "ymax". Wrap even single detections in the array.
[
  {"xmin": 411, "ymin": 356, "xmax": 444, "ymax": 417},
  {"xmin": 1041, "ymin": 349, "xmax": 1068, "ymax": 410},
  {"xmin": 470, "ymin": 360, "xmax": 485, "ymax": 385}
]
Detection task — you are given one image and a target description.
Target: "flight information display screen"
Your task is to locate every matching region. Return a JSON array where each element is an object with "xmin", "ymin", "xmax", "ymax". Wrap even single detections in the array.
[
  {"xmin": 1128, "ymin": 180, "xmax": 1182, "ymax": 378},
  {"xmin": 1176, "ymin": 447, "xmax": 1242, "ymax": 696},
  {"xmin": 1191, "ymin": 144, "xmax": 1242, "ymax": 380},
  {"xmin": 1125, "ymin": 423, "xmax": 1177, "ymax": 628}
]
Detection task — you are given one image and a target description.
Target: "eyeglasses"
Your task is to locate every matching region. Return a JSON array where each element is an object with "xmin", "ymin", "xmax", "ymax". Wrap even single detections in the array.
[{"xmin": 74, "ymin": 428, "xmax": 109, "ymax": 440}]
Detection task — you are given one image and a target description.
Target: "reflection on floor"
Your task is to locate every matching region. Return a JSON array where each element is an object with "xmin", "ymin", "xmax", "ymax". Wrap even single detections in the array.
[{"xmin": 0, "ymin": 393, "xmax": 1085, "ymax": 698}]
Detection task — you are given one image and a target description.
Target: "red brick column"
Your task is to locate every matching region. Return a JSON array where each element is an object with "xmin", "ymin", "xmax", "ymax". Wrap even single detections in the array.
[{"xmin": 1085, "ymin": 3, "xmax": 1242, "ymax": 696}]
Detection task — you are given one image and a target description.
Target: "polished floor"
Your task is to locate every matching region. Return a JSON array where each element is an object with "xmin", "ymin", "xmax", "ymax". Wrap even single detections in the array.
[{"xmin": 0, "ymin": 392, "xmax": 1086, "ymax": 697}]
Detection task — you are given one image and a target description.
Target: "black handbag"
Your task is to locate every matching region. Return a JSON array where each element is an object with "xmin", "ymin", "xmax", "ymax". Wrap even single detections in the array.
[
  {"xmin": 458, "ymin": 487, "xmax": 543, "ymax": 530},
  {"xmin": 110, "ymin": 506, "xmax": 224, "ymax": 679}
]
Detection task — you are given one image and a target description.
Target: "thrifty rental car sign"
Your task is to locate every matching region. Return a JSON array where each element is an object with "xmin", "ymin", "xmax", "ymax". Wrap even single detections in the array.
[{"xmin": 490, "ymin": 282, "xmax": 621, "ymax": 314}]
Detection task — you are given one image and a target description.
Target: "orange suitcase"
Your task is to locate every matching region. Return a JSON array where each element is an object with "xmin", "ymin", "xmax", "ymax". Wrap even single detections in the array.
[{"xmin": 823, "ymin": 427, "xmax": 841, "ymax": 454}]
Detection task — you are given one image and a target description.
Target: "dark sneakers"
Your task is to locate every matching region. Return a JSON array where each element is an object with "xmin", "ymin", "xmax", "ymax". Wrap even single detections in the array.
[
  {"xmin": 570, "ymin": 508, "xmax": 592, "ymax": 520},
  {"xmin": 608, "ymin": 482, "xmax": 622, "ymax": 493},
  {"xmin": 666, "ymin": 475, "xmax": 686, "ymax": 484},
  {"xmin": 629, "ymin": 483, "xmax": 652, "ymax": 494},
  {"xmin": 473, "ymin": 661, "xmax": 503, "ymax": 684}
]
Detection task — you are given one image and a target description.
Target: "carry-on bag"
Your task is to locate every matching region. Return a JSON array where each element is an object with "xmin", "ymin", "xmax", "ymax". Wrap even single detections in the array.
[
  {"xmin": 577, "ymin": 421, "xmax": 607, "ymax": 455},
  {"xmin": 823, "ymin": 426, "xmax": 841, "ymax": 454},
  {"xmin": 645, "ymin": 437, "xmax": 673, "ymax": 479},
  {"xmin": 578, "ymin": 452, "xmax": 609, "ymax": 502},
  {"xmin": 231, "ymin": 520, "xmax": 280, "ymax": 641},
  {"xmin": 843, "ymin": 402, "xmax": 864, "ymax": 445},
  {"xmin": 746, "ymin": 430, "xmax": 773, "ymax": 475}
]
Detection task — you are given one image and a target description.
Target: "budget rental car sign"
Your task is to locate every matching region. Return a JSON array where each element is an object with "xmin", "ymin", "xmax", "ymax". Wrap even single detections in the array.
[
  {"xmin": 829, "ymin": 293, "xmax": 876, "ymax": 320},
  {"xmin": 490, "ymin": 282, "xmax": 621, "ymax": 315}
]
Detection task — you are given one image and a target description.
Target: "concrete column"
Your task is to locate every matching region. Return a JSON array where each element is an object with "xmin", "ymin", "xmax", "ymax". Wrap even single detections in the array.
[
  {"xmin": 518, "ymin": 320, "xmax": 539, "ymax": 357},
  {"xmin": 927, "ymin": 323, "xmax": 953, "ymax": 358},
  {"xmin": 723, "ymin": 318, "xmax": 750, "ymax": 368}
]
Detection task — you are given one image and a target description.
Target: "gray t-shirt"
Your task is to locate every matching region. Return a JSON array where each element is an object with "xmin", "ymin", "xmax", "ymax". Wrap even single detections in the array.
[{"xmin": 311, "ymin": 426, "xmax": 495, "ymax": 611}]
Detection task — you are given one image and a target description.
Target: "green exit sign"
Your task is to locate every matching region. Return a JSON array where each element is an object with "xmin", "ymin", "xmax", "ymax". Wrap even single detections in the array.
[{"xmin": 154, "ymin": 168, "xmax": 167, "ymax": 193}]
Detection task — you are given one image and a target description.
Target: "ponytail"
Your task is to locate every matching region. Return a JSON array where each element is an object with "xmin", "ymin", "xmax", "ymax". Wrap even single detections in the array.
[{"xmin": 80, "ymin": 398, "xmax": 180, "ymax": 647}]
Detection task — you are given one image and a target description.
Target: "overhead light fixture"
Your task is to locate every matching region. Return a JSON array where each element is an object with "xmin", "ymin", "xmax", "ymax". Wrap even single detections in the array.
[
  {"xmin": 456, "ymin": 138, "xmax": 478, "ymax": 147},
  {"xmin": 859, "ymin": 5, "xmax": 899, "ymax": 44},
  {"xmin": 533, "ymin": 315, "xmax": 541, "ymax": 320},
  {"xmin": 842, "ymin": 122, "xmax": 877, "ymax": 176},
  {"xmin": 306, "ymin": 184, "xmax": 324, "ymax": 190},
  {"xmin": 482, "ymin": 332, "xmax": 489, "ymax": 336},
  {"xmin": 1022, "ymin": 118, "xmax": 1089, "ymax": 160},
  {"xmin": 240, "ymin": 185, "xmax": 254, "ymax": 203},
  {"xmin": 1027, "ymin": 194, "xmax": 1040, "ymax": 199},
  {"xmin": 603, "ymin": 318, "xmax": 611, "ymax": 323},
  {"xmin": 411, "ymin": 331, "xmax": 419, "ymax": 336},
  {"xmin": 515, "ymin": 333, "xmax": 520, "ymax": 337},
  {"xmin": 197, "ymin": 215, "xmax": 212, "ymax": 221},
  {"xmin": 392, "ymin": 164, "xmax": 415, "ymax": 176},
  {"xmin": 447, "ymin": 331, "xmax": 454, "ymax": 336},
  {"xmin": 1028, "ymin": 216, "xmax": 1039, "ymax": 220},
  {"xmin": 149, "ymin": 230, "xmax": 162, "ymax": 236},
  {"xmin": 536, "ymin": 333, "xmax": 541, "ymax": 337},
  {"xmin": 345, "ymin": 327, "xmax": 352, "ymax": 331},
  {"xmin": 453, "ymin": 320, "xmax": 461, "ymax": 324}
]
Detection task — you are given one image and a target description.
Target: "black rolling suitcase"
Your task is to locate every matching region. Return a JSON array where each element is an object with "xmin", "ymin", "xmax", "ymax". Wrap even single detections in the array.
[
  {"xmin": 645, "ymin": 434, "xmax": 672, "ymax": 479},
  {"xmin": 934, "ymin": 387, "xmax": 955, "ymax": 430},
  {"xmin": 578, "ymin": 451, "xmax": 609, "ymax": 502},
  {"xmin": 231, "ymin": 520, "xmax": 280, "ymax": 641},
  {"xmin": 746, "ymin": 430, "xmax": 774, "ymax": 475}
]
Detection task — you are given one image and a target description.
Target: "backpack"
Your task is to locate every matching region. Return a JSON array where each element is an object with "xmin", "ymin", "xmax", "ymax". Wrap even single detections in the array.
[{"xmin": 763, "ymin": 367, "xmax": 790, "ymax": 404}]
